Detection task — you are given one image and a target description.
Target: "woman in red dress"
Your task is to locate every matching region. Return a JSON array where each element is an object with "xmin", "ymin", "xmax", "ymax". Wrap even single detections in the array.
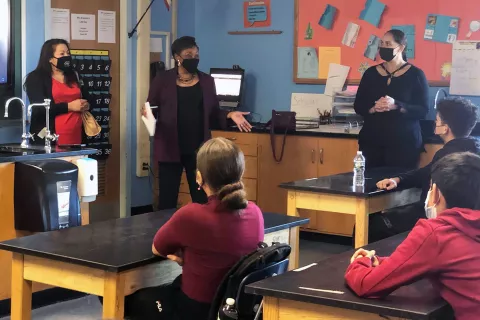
[{"xmin": 25, "ymin": 39, "xmax": 91, "ymax": 145}]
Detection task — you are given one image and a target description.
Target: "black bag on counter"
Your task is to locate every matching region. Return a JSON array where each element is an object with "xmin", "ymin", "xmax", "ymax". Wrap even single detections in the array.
[{"xmin": 266, "ymin": 110, "xmax": 296, "ymax": 162}]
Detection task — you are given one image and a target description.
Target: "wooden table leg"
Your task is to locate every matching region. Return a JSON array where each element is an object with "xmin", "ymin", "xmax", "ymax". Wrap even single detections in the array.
[
  {"xmin": 103, "ymin": 272, "xmax": 126, "ymax": 319},
  {"xmin": 287, "ymin": 192, "xmax": 300, "ymax": 270},
  {"xmin": 11, "ymin": 253, "xmax": 32, "ymax": 320},
  {"xmin": 355, "ymin": 198, "xmax": 369, "ymax": 248},
  {"xmin": 263, "ymin": 296, "xmax": 279, "ymax": 320}
]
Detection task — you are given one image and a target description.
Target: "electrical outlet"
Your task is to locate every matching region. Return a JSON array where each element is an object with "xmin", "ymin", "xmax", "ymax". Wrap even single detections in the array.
[{"xmin": 142, "ymin": 162, "xmax": 149, "ymax": 171}]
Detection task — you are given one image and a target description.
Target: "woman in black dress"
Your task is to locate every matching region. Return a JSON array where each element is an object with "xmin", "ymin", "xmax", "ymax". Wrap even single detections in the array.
[{"xmin": 354, "ymin": 30, "xmax": 429, "ymax": 169}]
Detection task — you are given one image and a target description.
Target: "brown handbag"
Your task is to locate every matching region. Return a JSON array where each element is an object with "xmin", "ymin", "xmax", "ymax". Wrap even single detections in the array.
[{"xmin": 267, "ymin": 110, "xmax": 296, "ymax": 162}]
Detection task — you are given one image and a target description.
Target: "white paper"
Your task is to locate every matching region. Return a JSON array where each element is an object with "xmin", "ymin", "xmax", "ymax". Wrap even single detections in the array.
[
  {"xmin": 150, "ymin": 38, "xmax": 163, "ymax": 53},
  {"xmin": 50, "ymin": 8, "xmax": 70, "ymax": 42},
  {"xmin": 98, "ymin": 10, "xmax": 116, "ymax": 44},
  {"xmin": 142, "ymin": 102, "xmax": 157, "ymax": 136},
  {"xmin": 324, "ymin": 63, "xmax": 351, "ymax": 97},
  {"xmin": 299, "ymin": 287, "xmax": 344, "ymax": 294},
  {"xmin": 342, "ymin": 22, "xmax": 360, "ymax": 48},
  {"xmin": 72, "ymin": 14, "xmax": 96, "ymax": 41},
  {"xmin": 450, "ymin": 41, "xmax": 480, "ymax": 96},
  {"xmin": 291, "ymin": 93, "xmax": 332, "ymax": 118}
]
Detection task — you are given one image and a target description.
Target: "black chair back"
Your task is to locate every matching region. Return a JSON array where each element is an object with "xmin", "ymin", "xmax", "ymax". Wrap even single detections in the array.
[{"xmin": 218, "ymin": 259, "xmax": 289, "ymax": 320}]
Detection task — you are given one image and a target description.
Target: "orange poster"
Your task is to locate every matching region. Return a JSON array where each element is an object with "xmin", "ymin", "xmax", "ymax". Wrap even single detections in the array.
[{"xmin": 244, "ymin": 0, "xmax": 271, "ymax": 28}]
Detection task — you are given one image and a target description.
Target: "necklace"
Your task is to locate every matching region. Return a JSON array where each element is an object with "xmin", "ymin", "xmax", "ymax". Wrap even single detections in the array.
[
  {"xmin": 177, "ymin": 73, "xmax": 196, "ymax": 84},
  {"xmin": 380, "ymin": 63, "xmax": 409, "ymax": 86}
]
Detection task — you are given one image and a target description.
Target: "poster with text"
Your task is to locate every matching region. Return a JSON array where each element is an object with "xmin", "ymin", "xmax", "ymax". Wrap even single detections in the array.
[{"xmin": 244, "ymin": 0, "xmax": 271, "ymax": 28}]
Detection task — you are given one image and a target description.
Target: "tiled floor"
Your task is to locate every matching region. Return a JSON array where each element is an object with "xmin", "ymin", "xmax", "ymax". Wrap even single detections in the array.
[{"xmin": 0, "ymin": 239, "xmax": 351, "ymax": 320}]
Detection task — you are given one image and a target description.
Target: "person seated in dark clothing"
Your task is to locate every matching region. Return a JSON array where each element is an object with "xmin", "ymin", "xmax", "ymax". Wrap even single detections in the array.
[
  {"xmin": 124, "ymin": 137, "xmax": 264, "ymax": 320},
  {"xmin": 358, "ymin": 97, "xmax": 479, "ymax": 244}
]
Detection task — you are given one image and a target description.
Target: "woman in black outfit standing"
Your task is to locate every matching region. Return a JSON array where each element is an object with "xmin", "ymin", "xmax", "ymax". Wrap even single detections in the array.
[{"xmin": 354, "ymin": 30, "xmax": 429, "ymax": 169}]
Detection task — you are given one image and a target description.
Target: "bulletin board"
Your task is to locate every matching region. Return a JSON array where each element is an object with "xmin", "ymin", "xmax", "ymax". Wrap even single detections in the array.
[{"xmin": 294, "ymin": 0, "xmax": 480, "ymax": 85}]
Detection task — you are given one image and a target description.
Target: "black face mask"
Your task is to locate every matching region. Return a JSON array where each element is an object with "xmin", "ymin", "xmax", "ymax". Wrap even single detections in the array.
[
  {"xmin": 181, "ymin": 58, "xmax": 199, "ymax": 74},
  {"xmin": 53, "ymin": 56, "xmax": 73, "ymax": 72},
  {"xmin": 379, "ymin": 47, "xmax": 397, "ymax": 62}
]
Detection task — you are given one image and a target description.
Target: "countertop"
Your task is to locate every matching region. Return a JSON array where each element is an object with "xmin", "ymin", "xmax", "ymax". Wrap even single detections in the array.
[
  {"xmin": 246, "ymin": 232, "xmax": 451, "ymax": 319},
  {"xmin": 221, "ymin": 120, "xmax": 480, "ymax": 145},
  {"xmin": 280, "ymin": 167, "xmax": 417, "ymax": 198},
  {"xmin": 0, "ymin": 210, "xmax": 309, "ymax": 272},
  {"xmin": 0, "ymin": 144, "xmax": 97, "ymax": 163}
]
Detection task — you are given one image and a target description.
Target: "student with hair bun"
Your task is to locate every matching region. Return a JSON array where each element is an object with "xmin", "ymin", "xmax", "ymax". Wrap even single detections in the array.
[{"xmin": 124, "ymin": 137, "xmax": 264, "ymax": 320}]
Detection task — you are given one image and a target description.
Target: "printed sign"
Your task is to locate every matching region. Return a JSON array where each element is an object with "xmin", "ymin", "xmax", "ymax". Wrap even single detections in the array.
[
  {"xmin": 57, "ymin": 180, "xmax": 71, "ymax": 228},
  {"xmin": 243, "ymin": 0, "xmax": 271, "ymax": 28}
]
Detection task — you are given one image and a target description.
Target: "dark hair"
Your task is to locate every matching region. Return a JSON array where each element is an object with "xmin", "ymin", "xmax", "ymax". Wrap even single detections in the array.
[
  {"xmin": 171, "ymin": 36, "xmax": 199, "ymax": 58},
  {"xmin": 197, "ymin": 137, "xmax": 248, "ymax": 211},
  {"xmin": 24, "ymin": 39, "xmax": 78, "ymax": 89},
  {"xmin": 431, "ymin": 152, "xmax": 480, "ymax": 210},
  {"xmin": 437, "ymin": 97, "xmax": 478, "ymax": 137},
  {"xmin": 386, "ymin": 29, "xmax": 408, "ymax": 61}
]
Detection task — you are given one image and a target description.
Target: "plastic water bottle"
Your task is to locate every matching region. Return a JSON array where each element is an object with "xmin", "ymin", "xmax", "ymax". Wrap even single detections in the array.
[{"xmin": 353, "ymin": 151, "xmax": 365, "ymax": 187}]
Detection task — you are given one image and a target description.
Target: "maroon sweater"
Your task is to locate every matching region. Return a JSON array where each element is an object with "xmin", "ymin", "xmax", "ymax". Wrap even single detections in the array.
[
  {"xmin": 345, "ymin": 208, "xmax": 480, "ymax": 320},
  {"xmin": 153, "ymin": 197, "xmax": 264, "ymax": 303}
]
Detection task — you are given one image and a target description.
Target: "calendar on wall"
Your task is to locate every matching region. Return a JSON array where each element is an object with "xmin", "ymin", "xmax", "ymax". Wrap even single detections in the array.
[{"xmin": 71, "ymin": 49, "xmax": 113, "ymax": 160}]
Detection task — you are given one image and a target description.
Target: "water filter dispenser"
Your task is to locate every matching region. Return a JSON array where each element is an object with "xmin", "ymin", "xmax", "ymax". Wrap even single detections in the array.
[{"xmin": 14, "ymin": 160, "xmax": 81, "ymax": 232}]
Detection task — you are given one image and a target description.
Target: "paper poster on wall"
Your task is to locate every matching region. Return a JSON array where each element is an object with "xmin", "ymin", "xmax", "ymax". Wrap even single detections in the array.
[
  {"xmin": 364, "ymin": 35, "xmax": 380, "ymax": 60},
  {"xmin": 342, "ymin": 23, "xmax": 360, "ymax": 48},
  {"xmin": 424, "ymin": 14, "xmax": 459, "ymax": 44},
  {"xmin": 318, "ymin": 47, "xmax": 341, "ymax": 78},
  {"xmin": 98, "ymin": 10, "xmax": 116, "ymax": 44},
  {"xmin": 72, "ymin": 14, "xmax": 96, "ymax": 41},
  {"xmin": 359, "ymin": 0, "xmax": 385, "ymax": 27},
  {"xmin": 325, "ymin": 64, "xmax": 350, "ymax": 96},
  {"xmin": 243, "ymin": 0, "xmax": 271, "ymax": 28},
  {"xmin": 450, "ymin": 41, "xmax": 480, "ymax": 96},
  {"xmin": 50, "ymin": 8, "xmax": 70, "ymax": 42},
  {"xmin": 297, "ymin": 47, "xmax": 318, "ymax": 79},
  {"xmin": 318, "ymin": 4, "xmax": 337, "ymax": 30},
  {"xmin": 391, "ymin": 25, "xmax": 415, "ymax": 58},
  {"xmin": 291, "ymin": 93, "xmax": 332, "ymax": 118}
]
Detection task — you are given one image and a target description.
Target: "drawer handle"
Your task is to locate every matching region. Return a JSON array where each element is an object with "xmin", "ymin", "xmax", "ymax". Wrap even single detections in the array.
[
  {"xmin": 319, "ymin": 148, "xmax": 324, "ymax": 164},
  {"xmin": 226, "ymin": 137, "xmax": 237, "ymax": 141},
  {"xmin": 311, "ymin": 149, "xmax": 316, "ymax": 163}
]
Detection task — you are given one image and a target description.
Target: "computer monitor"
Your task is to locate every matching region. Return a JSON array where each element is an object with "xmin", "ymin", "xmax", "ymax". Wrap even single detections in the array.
[{"xmin": 210, "ymin": 68, "xmax": 245, "ymax": 108}]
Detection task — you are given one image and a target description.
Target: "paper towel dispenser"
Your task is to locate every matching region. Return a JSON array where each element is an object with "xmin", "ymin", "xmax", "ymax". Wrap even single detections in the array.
[{"xmin": 14, "ymin": 160, "xmax": 81, "ymax": 232}]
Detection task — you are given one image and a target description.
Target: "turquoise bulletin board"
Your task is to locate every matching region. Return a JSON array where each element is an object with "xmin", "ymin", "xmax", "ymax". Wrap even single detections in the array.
[{"xmin": 294, "ymin": 0, "xmax": 480, "ymax": 85}]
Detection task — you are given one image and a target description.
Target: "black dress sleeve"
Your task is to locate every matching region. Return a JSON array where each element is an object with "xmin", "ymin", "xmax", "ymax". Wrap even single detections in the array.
[
  {"xmin": 354, "ymin": 67, "xmax": 377, "ymax": 117},
  {"xmin": 395, "ymin": 68, "xmax": 429, "ymax": 120}
]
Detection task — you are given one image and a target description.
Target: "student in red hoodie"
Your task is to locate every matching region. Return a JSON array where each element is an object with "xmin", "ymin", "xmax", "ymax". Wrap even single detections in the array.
[{"xmin": 345, "ymin": 152, "xmax": 480, "ymax": 320}]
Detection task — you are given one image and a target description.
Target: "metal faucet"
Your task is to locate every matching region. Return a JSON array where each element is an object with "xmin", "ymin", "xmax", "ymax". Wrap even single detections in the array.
[
  {"xmin": 4, "ymin": 97, "xmax": 33, "ymax": 148},
  {"xmin": 27, "ymin": 99, "xmax": 58, "ymax": 151},
  {"xmin": 434, "ymin": 89, "xmax": 449, "ymax": 109}
]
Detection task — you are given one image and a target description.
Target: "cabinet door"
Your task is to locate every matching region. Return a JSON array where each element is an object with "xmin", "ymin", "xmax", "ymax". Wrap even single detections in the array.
[
  {"xmin": 257, "ymin": 135, "xmax": 318, "ymax": 214},
  {"xmin": 318, "ymin": 138, "xmax": 358, "ymax": 177}
]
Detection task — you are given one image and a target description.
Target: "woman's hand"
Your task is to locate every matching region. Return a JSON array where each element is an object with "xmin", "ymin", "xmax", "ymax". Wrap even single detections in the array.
[
  {"xmin": 228, "ymin": 111, "xmax": 252, "ymax": 132},
  {"xmin": 350, "ymin": 249, "xmax": 379, "ymax": 267},
  {"xmin": 383, "ymin": 95, "xmax": 397, "ymax": 111},
  {"xmin": 376, "ymin": 178, "xmax": 399, "ymax": 190},
  {"xmin": 68, "ymin": 99, "xmax": 89, "ymax": 112},
  {"xmin": 167, "ymin": 254, "xmax": 184, "ymax": 266}
]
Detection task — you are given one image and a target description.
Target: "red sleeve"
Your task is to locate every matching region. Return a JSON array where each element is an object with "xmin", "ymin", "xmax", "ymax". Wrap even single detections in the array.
[
  {"xmin": 153, "ymin": 207, "xmax": 191, "ymax": 257},
  {"xmin": 344, "ymin": 220, "xmax": 439, "ymax": 298}
]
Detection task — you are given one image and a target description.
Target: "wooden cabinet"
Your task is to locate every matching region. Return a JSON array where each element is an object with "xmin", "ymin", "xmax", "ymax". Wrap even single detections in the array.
[
  {"xmin": 257, "ymin": 135, "xmax": 319, "ymax": 214},
  {"xmin": 419, "ymin": 144, "xmax": 442, "ymax": 168},
  {"xmin": 317, "ymin": 138, "xmax": 358, "ymax": 176}
]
